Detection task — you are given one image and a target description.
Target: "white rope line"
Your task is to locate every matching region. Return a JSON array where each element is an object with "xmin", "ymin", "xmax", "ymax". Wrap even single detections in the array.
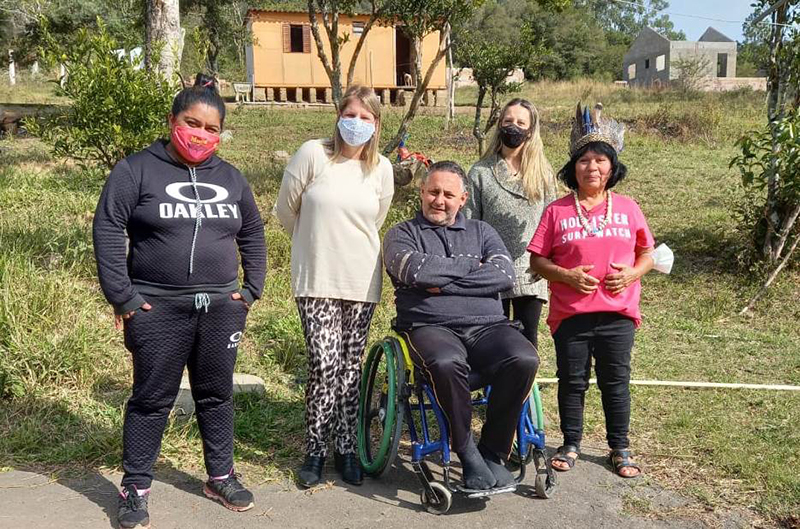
[{"xmin": 535, "ymin": 378, "xmax": 800, "ymax": 391}]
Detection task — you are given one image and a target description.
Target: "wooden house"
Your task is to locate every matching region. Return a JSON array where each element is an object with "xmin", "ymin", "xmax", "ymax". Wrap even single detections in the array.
[{"xmin": 245, "ymin": 9, "xmax": 447, "ymax": 105}]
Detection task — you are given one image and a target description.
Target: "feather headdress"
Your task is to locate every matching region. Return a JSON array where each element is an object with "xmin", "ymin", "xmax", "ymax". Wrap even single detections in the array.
[{"xmin": 569, "ymin": 102, "xmax": 625, "ymax": 155}]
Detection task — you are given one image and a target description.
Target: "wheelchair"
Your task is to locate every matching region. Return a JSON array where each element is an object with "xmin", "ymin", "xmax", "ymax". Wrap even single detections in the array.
[{"xmin": 357, "ymin": 335, "xmax": 556, "ymax": 514}]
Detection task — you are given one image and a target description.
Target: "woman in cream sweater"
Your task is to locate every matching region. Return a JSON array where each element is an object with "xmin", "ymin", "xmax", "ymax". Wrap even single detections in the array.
[
  {"xmin": 274, "ymin": 85, "xmax": 394, "ymax": 488},
  {"xmin": 465, "ymin": 98, "xmax": 559, "ymax": 351}
]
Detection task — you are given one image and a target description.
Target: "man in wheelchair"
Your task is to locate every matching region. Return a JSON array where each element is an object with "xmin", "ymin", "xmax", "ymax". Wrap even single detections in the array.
[{"xmin": 383, "ymin": 160, "xmax": 540, "ymax": 491}]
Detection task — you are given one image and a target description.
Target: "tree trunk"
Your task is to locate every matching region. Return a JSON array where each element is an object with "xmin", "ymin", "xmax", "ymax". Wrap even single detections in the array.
[
  {"xmin": 412, "ymin": 37, "xmax": 423, "ymax": 87},
  {"xmin": 346, "ymin": 5, "xmax": 382, "ymax": 88},
  {"xmin": 145, "ymin": 0, "xmax": 182, "ymax": 81},
  {"xmin": 206, "ymin": 3, "xmax": 222, "ymax": 75},
  {"xmin": 472, "ymin": 86, "xmax": 487, "ymax": 155},
  {"xmin": 383, "ymin": 24, "xmax": 451, "ymax": 156},
  {"xmin": 764, "ymin": 4, "xmax": 789, "ymax": 262},
  {"xmin": 485, "ymin": 88, "xmax": 502, "ymax": 134},
  {"xmin": 206, "ymin": 34, "xmax": 221, "ymax": 76},
  {"xmin": 445, "ymin": 34, "xmax": 455, "ymax": 130},
  {"xmin": 740, "ymin": 233, "xmax": 800, "ymax": 315},
  {"xmin": 308, "ymin": 1, "xmax": 342, "ymax": 107}
]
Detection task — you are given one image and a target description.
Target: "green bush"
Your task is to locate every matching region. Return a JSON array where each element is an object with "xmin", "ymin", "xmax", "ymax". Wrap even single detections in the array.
[
  {"xmin": 28, "ymin": 19, "xmax": 176, "ymax": 169},
  {"xmin": 731, "ymin": 107, "xmax": 800, "ymax": 268}
]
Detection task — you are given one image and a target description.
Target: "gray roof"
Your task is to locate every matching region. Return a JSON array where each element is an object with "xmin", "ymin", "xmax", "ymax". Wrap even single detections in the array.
[{"xmin": 698, "ymin": 27, "xmax": 734, "ymax": 42}]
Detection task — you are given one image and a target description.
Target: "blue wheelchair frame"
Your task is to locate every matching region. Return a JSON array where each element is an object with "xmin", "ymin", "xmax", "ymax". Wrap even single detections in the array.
[
  {"xmin": 406, "ymin": 376, "xmax": 552, "ymax": 500},
  {"xmin": 358, "ymin": 335, "xmax": 555, "ymax": 514}
]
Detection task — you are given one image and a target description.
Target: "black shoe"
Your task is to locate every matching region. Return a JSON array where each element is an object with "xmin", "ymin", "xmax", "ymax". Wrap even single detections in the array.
[
  {"xmin": 298, "ymin": 455, "xmax": 325, "ymax": 488},
  {"xmin": 203, "ymin": 472, "xmax": 255, "ymax": 512},
  {"xmin": 334, "ymin": 452, "xmax": 363, "ymax": 486},
  {"xmin": 117, "ymin": 485, "xmax": 150, "ymax": 529}
]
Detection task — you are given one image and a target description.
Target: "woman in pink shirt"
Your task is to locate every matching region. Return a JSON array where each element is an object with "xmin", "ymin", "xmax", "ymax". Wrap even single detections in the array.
[{"xmin": 528, "ymin": 104, "xmax": 654, "ymax": 478}]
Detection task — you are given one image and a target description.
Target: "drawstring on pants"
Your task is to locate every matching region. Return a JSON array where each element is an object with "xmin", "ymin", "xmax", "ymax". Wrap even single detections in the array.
[{"xmin": 195, "ymin": 293, "xmax": 211, "ymax": 313}]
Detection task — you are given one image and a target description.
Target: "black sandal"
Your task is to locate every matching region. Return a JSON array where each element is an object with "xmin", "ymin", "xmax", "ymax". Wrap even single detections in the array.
[
  {"xmin": 550, "ymin": 444, "xmax": 580, "ymax": 472},
  {"xmin": 609, "ymin": 449, "xmax": 641, "ymax": 478}
]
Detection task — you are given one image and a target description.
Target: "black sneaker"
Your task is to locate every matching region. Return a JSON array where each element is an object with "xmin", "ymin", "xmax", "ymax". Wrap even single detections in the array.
[
  {"xmin": 117, "ymin": 485, "xmax": 150, "ymax": 529},
  {"xmin": 203, "ymin": 473, "xmax": 255, "ymax": 512}
]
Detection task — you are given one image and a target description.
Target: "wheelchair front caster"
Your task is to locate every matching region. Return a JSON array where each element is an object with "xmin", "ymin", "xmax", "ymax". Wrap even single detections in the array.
[
  {"xmin": 421, "ymin": 482, "xmax": 452, "ymax": 515},
  {"xmin": 534, "ymin": 471, "xmax": 556, "ymax": 498},
  {"xmin": 533, "ymin": 449, "xmax": 557, "ymax": 499}
]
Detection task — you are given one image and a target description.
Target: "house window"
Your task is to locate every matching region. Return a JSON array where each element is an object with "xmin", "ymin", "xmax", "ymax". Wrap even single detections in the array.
[
  {"xmin": 717, "ymin": 53, "xmax": 728, "ymax": 77},
  {"xmin": 290, "ymin": 25, "xmax": 304, "ymax": 53},
  {"xmin": 283, "ymin": 23, "xmax": 311, "ymax": 54},
  {"xmin": 628, "ymin": 63, "xmax": 636, "ymax": 80},
  {"xmin": 656, "ymin": 54, "xmax": 665, "ymax": 71},
  {"xmin": 353, "ymin": 21, "xmax": 365, "ymax": 36},
  {"xmin": 645, "ymin": 58, "xmax": 650, "ymax": 69}
]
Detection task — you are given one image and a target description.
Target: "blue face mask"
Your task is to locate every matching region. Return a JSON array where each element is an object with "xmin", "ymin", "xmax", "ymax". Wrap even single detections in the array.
[{"xmin": 337, "ymin": 117, "xmax": 376, "ymax": 147}]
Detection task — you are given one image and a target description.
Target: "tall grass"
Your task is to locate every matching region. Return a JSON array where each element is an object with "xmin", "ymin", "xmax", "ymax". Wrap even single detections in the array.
[{"xmin": 0, "ymin": 70, "xmax": 65, "ymax": 105}]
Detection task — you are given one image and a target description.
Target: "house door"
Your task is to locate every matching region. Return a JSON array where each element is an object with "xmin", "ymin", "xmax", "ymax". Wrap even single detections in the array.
[{"xmin": 395, "ymin": 28, "xmax": 413, "ymax": 87}]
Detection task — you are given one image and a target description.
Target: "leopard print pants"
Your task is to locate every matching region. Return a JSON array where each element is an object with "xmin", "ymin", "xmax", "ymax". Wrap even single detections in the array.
[{"xmin": 296, "ymin": 297, "xmax": 376, "ymax": 457}]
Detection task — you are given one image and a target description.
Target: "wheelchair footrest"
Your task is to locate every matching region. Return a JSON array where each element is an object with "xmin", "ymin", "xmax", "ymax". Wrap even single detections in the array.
[{"xmin": 455, "ymin": 484, "xmax": 517, "ymax": 498}]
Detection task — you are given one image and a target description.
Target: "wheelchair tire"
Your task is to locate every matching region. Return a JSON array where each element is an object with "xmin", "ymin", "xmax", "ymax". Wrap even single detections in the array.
[
  {"xmin": 421, "ymin": 482, "xmax": 452, "ymax": 515},
  {"xmin": 357, "ymin": 338, "xmax": 405, "ymax": 477},
  {"xmin": 532, "ymin": 382, "xmax": 545, "ymax": 431},
  {"xmin": 535, "ymin": 469, "xmax": 556, "ymax": 499}
]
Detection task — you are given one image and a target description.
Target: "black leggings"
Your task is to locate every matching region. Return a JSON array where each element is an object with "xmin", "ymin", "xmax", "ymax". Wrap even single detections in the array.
[
  {"xmin": 553, "ymin": 312, "xmax": 635, "ymax": 450},
  {"xmin": 121, "ymin": 293, "xmax": 248, "ymax": 489},
  {"xmin": 502, "ymin": 296, "xmax": 544, "ymax": 350}
]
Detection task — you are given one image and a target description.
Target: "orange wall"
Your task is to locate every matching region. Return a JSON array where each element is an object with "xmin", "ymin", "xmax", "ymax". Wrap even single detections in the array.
[{"xmin": 248, "ymin": 11, "xmax": 446, "ymax": 89}]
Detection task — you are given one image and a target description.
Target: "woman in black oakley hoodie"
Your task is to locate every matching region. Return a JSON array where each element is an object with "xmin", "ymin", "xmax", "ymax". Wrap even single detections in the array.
[{"xmin": 93, "ymin": 73, "xmax": 266, "ymax": 529}]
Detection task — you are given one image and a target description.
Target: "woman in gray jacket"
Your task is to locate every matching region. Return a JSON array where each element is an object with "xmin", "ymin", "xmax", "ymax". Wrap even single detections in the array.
[{"xmin": 465, "ymin": 98, "xmax": 560, "ymax": 349}]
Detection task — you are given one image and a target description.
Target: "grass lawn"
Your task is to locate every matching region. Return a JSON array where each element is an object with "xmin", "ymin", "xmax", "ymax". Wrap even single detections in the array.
[
  {"xmin": 1, "ymin": 81, "xmax": 798, "ymax": 526},
  {"xmin": 0, "ymin": 72, "xmax": 67, "ymax": 105}
]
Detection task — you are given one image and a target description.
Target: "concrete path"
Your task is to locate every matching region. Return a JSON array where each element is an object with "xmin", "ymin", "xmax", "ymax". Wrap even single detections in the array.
[{"xmin": 0, "ymin": 446, "xmax": 753, "ymax": 528}]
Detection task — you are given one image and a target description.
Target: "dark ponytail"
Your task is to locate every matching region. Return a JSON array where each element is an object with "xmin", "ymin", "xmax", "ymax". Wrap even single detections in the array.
[{"xmin": 171, "ymin": 73, "xmax": 226, "ymax": 126}]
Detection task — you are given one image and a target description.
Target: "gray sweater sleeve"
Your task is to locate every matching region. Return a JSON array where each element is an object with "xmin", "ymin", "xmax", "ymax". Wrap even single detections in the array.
[
  {"xmin": 463, "ymin": 165, "xmax": 483, "ymax": 220},
  {"xmin": 383, "ymin": 222, "xmax": 480, "ymax": 289},
  {"xmin": 440, "ymin": 222, "xmax": 515, "ymax": 296},
  {"xmin": 92, "ymin": 159, "xmax": 146, "ymax": 315}
]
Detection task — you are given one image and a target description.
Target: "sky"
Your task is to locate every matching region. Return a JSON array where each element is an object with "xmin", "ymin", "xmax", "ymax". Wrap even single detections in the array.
[{"xmin": 663, "ymin": 0, "xmax": 757, "ymax": 42}]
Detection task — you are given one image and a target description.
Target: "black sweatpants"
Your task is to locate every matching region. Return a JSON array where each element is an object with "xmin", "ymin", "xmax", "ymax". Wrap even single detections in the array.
[
  {"xmin": 402, "ymin": 322, "xmax": 539, "ymax": 459},
  {"xmin": 553, "ymin": 312, "xmax": 635, "ymax": 450},
  {"xmin": 502, "ymin": 296, "xmax": 545, "ymax": 350},
  {"xmin": 121, "ymin": 293, "xmax": 248, "ymax": 489}
]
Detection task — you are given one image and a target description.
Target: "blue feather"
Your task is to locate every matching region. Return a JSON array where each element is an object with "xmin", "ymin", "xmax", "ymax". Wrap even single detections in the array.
[{"xmin": 583, "ymin": 106, "xmax": 593, "ymax": 134}]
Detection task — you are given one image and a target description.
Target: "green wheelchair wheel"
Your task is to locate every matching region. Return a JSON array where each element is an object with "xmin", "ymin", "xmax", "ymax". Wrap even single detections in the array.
[{"xmin": 357, "ymin": 337, "xmax": 406, "ymax": 477}]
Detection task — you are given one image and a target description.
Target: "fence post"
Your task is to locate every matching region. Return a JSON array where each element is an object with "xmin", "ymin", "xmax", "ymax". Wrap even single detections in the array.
[{"xmin": 8, "ymin": 50, "xmax": 15, "ymax": 86}]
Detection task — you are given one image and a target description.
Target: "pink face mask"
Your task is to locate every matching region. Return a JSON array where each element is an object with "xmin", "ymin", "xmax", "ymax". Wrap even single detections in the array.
[{"xmin": 170, "ymin": 125, "xmax": 220, "ymax": 164}]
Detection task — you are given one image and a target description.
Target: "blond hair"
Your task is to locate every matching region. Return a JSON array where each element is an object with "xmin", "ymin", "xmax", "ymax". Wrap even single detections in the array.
[
  {"xmin": 482, "ymin": 98, "xmax": 557, "ymax": 202},
  {"xmin": 323, "ymin": 85, "xmax": 382, "ymax": 173}
]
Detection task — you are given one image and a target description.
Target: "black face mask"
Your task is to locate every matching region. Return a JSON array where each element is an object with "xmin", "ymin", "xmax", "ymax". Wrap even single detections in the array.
[{"xmin": 499, "ymin": 124, "xmax": 529, "ymax": 148}]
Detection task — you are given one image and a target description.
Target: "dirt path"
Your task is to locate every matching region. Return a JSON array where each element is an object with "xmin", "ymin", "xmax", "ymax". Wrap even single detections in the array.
[{"xmin": 0, "ymin": 446, "xmax": 754, "ymax": 528}]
